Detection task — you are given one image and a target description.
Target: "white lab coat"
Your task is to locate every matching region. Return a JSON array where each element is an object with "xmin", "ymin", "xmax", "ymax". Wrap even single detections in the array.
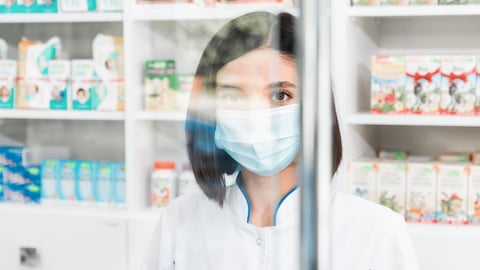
[{"xmin": 142, "ymin": 178, "xmax": 419, "ymax": 270}]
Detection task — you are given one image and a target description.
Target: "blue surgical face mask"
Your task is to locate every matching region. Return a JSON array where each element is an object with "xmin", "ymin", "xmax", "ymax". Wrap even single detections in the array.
[{"xmin": 215, "ymin": 104, "xmax": 300, "ymax": 177}]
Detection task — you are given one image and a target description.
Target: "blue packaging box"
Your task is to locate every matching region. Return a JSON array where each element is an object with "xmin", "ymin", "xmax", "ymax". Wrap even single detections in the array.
[
  {"xmin": 111, "ymin": 162, "xmax": 125, "ymax": 205},
  {"xmin": 41, "ymin": 160, "xmax": 59, "ymax": 203},
  {"xmin": 4, "ymin": 165, "xmax": 41, "ymax": 204},
  {"xmin": 57, "ymin": 160, "xmax": 76, "ymax": 202},
  {"xmin": 94, "ymin": 162, "xmax": 113, "ymax": 204},
  {"xmin": 75, "ymin": 160, "xmax": 94, "ymax": 203},
  {"xmin": 0, "ymin": 146, "xmax": 27, "ymax": 167},
  {"xmin": 1, "ymin": 0, "xmax": 58, "ymax": 14}
]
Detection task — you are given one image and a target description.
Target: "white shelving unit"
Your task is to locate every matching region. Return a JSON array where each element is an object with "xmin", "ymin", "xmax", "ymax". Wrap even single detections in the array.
[
  {"xmin": 333, "ymin": 1, "xmax": 480, "ymax": 270},
  {"xmin": 0, "ymin": 3, "xmax": 297, "ymax": 270}
]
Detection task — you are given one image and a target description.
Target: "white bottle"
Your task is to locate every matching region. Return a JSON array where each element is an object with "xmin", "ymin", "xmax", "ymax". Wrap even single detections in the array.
[
  {"xmin": 177, "ymin": 163, "xmax": 200, "ymax": 197},
  {"xmin": 151, "ymin": 161, "xmax": 176, "ymax": 208}
]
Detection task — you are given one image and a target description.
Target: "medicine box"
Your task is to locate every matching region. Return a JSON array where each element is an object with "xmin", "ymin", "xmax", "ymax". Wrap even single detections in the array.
[
  {"xmin": 436, "ymin": 163, "xmax": 468, "ymax": 224},
  {"xmin": 406, "ymin": 162, "xmax": 437, "ymax": 223},
  {"xmin": 347, "ymin": 160, "xmax": 377, "ymax": 202},
  {"xmin": 468, "ymin": 165, "xmax": 480, "ymax": 224},
  {"xmin": 75, "ymin": 161, "xmax": 94, "ymax": 204},
  {"xmin": 0, "ymin": 60, "xmax": 17, "ymax": 109},
  {"xmin": 370, "ymin": 55, "xmax": 406, "ymax": 114},
  {"xmin": 41, "ymin": 159, "xmax": 59, "ymax": 204},
  {"xmin": 376, "ymin": 161, "xmax": 407, "ymax": 215},
  {"xmin": 405, "ymin": 56, "xmax": 441, "ymax": 114}
]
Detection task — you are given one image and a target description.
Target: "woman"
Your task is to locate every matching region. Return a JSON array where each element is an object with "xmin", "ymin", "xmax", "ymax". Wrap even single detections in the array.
[{"xmin": 143, "ymin": 11, "xmax": 419, "ymax": 270}]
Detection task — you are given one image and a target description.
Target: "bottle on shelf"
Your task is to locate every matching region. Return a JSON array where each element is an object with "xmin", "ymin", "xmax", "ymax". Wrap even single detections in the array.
[{"xmin": 151, "ymin": 161, "xmax": 176, "ymax": 208}]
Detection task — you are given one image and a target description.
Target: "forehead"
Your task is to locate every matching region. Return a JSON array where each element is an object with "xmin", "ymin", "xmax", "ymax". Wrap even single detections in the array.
[{"xmin": 216, "ymin": 48, "xmax": 296, "ymax": 84}]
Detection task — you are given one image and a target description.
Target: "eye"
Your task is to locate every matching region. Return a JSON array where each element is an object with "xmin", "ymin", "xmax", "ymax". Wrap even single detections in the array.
[{"xmin": 271, "ymin": 89, "xmax": 293, "ymax": 104}]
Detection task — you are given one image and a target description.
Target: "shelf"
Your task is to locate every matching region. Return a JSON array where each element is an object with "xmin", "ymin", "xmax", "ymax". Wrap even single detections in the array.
[
  {"xmin": 132, "ymin": 3, "xmax": 297, "ymax": 21},
  {"xmin": 135, "ymin": 111, "xmax": 186, "ymax": 121},
  {"xmin": 0, "ymin": 203, "xmax": 127, "ymax": 218},
  {"xmin": 407, "ymin": 222, "xmax": 480, "ymax": 236},
  {"xmin": 0, "ymin": 12, "xmax": 123, "ymax": 23},
  {"xmin": 0, "ymin": 110, "xmax": 125, "ymax": 121},
  {"xmin": 346, "ymin": 113, "xmax": 480, "ymax": 127},
  {"xmin": 347, "ymin": 5, "xmax": 480, "ymax": 18}
]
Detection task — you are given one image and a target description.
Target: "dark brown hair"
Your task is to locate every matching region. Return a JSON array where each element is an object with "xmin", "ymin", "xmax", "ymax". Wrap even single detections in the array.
[{"xmin": 186, "ymin": 11, "xmax": 342, "ymax": 206}]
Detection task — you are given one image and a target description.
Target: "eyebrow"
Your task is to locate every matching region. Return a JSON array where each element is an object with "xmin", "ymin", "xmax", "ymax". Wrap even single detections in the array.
[{"xmin": 267, "ymin": 81, "xmax": 297, "ymax": 89}]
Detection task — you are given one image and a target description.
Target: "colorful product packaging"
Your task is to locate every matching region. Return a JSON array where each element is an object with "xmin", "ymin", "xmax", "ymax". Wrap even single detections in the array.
[
  {"xmin": 3, "ymin": 165, "xmax": 41, "ymax": 204},
  {"xmin": 60, "ymin": 0, "xmax": 96, "ymax": 11},
  {"xmin": 57, "ymin": 160, "xmax": 76, "ymax": 204},
  {"xmin": 16, "ymin": 37, "xmax": 61, "ymax": 110},
  {"xmin": 71, "ymin": 60, "xmax": 96, "ymax": 110},
  {"xmin": 370, "ymin": 55, "xmax": 406, "ymax": 114},
  {"xmin": 468, "ymin": 165, "xmax": 480, "ymax": 224},
  {"xmin": 93, "ymin": 162, "xmax": 113, "ymax": 205},
  {"xmin": 347, "ymin": 160, "xmax": 377, "ymax": 202},
  {"xmin": 406, "ymin": 163, "xmax": 437, "ymax": 223},
  {"xmin": 352, "ymin": 0, "xmax": 380, "ymax": 5},
  {"xmin": 436, "ymin": 163, "xmax": 468, "ymax": 224},
  {"xmin": 440, "ymin": 55, "xmax": 477, "ymax": 115},
  {"xmin": 40, "ymin": 159, "xmax": 58, "ymax": 204},
  {"xmin": 0, "ymin": 146, "xmax": 28, "ymax": 166},
  {"xmin": 376, "ymin": 161, "xmax": 407, "ymax": 215},
  {"xmin": 405, "ymin": 56, "xmax": 441, "ymax": 114},
  {"xmin": 92, "ymin": 34, "xmax": 124, "ymax": 111},
  {"xmin": 0, "ymin": 60, "xmax": 17, "ymax": 109},
  {"xmin": 111, "ymin": 162, "xmax": 125, "ymax": 206},
  {"xmin": 472, "ymin": 152, "xmax": 480, "ymax": 164},
  {"xmin": 75, "ymin": 161, "xmax": 94, "ymax": 204},
  {"xmin": 144, "ymin": 60, "xmax": 179, "ymax": 111},
  {"xmin": 47, "ymin": 60, "xmax": 70, "ymax": 110}
]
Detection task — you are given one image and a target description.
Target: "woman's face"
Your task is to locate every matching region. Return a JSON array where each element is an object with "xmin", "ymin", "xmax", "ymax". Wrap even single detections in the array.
[{"xmin": 216, "ymin": 48, "xmax": 298, "ymax": 110}]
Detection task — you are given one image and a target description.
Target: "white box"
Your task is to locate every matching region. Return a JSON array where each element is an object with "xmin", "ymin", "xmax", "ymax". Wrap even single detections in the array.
[
  {"xmin": 376, "ymin": 161, "xmax": 407, "ymax": 215},
  {"xmin": 468, "ymin": 165, "xmax": 480, "ymax": 224},
  {"xmin": 436, "ymin": 163, "xmax": 468, "ymax": 224},
  {"xmin": 406, "ymin": 162, "xmax": 437, "ymax": 223},
  {"xmin": 347, "ymin": 160, "xmax": 377, "ymax": 202}
]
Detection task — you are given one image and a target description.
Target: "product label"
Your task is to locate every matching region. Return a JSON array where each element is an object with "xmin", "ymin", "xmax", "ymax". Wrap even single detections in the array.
[
  {"xmin": 151, "ymin": 173, "xmax": 173, "ymax": 207},
  {"xmin": 144, "ymin": 60, "xmax": 179, "ymax": 111}
]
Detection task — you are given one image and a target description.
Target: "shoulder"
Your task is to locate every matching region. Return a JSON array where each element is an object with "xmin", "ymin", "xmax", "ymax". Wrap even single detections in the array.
[{"xmin": 163, "ymin": 191, "xmax": 219, "ymax": 222}]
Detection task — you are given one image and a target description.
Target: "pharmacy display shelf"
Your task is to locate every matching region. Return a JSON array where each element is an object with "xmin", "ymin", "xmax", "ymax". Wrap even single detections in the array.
[
  {"xmin": 347, "ymin": 5, "xmax": 480, "ymax": 18},
  {"xmin": 0, "ymin": 12, "xmax": 123, "ymax": 23},
  {"xmin": 0, "ymin": 203, "xmax": 128, "ymax": 219},
  {"xmin": 406, "ymin": 222, "xmax": 480, "ymax": 236},
  {"xmin": 346, "ymin": 113, "xmax": 480, "ymax": 127},
  {"xmin": 134, "ymin": 111, "xmax": 186, "ymax": 122},
  {"xmin": 0, "ymin": 110, "xmax": 125, "ymax": 121},
  {"xmin": 132, "ymin": 3, "xmax": 297, "ymax": 21}
]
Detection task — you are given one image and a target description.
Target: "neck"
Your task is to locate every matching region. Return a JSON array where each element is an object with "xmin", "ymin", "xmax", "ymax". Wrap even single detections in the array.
[{"xmin": 240, "ymin": 164, "xmax": 297, "ymax": 227}]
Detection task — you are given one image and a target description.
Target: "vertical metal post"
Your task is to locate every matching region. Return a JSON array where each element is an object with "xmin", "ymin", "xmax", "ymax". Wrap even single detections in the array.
[{"xmin": 298, "ymin": 0, "xmax": 332, "ymax": 269}]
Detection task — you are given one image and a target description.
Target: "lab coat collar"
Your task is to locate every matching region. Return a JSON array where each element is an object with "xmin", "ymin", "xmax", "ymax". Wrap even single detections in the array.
[
  {"xmin": 225, "ymin": 164, "xmax": 344, "ymax": 227},
  {"xmin": 226, "ymin": 175, "xmax": 300, "ymax": 227}
]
